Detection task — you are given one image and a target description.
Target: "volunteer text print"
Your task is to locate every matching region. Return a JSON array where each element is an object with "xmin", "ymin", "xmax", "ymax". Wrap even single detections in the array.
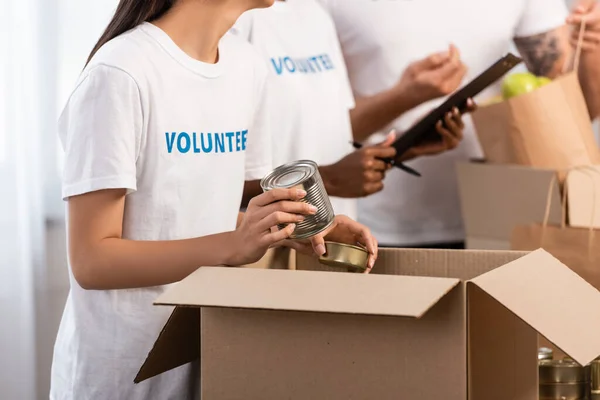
[
  {"xmin": 165, "ymin": 131, "xmax": 248, "ymax": 154},
  {"xmin": 270, "ymin": 53, "xmax": 336, "ymax": 75}
]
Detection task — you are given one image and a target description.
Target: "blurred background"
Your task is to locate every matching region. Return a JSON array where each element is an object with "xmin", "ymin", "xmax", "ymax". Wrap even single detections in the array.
[{"xmin": 0, "ymin": 0, "xmax": 596, "ymax": 399}]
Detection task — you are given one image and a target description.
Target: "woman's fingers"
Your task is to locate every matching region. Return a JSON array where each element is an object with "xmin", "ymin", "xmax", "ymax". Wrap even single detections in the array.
[
  {"xmin": 260, "ymin": 223, "xmax": 297, "ymax": 246},
  {"xmin": 255, "ymin": 210, "xmax": 307, "ymax": 234},
  {"xmin": 253, "ymin": 199, "xmax": 317, "ymax": 222},
  {"xmin": 309, "ymin": 234, "xmax": 327, "ymax": 257},
  {"xmin": 248, "ymin": 188, "xmax": 307, "ymax": 209}
]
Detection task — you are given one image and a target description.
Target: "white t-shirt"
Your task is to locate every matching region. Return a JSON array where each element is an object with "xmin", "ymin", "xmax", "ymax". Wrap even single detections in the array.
[
  {"xmin": 321, "ymin": 0, "xmax": 569, "ymax": 245},
  {"xmin": 50, "ymin": 23, "xmax": 271, "ymax": 400},
  {"xmin": 231, "ymin": 0, "xmax": 357, "ymax": 219}
]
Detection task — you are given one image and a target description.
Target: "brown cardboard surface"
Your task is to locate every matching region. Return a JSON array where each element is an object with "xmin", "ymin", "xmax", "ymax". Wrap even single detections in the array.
[
  {"xmin": 298, "ymin": 246, "xmax": 528, "ymax": 280},
  {"xmin": 468, "ymin": 285, "xmax": 538, "ymax": 400},
  {"xmin": 465, "ymin": 237, "xmax": 510, "ymax": 250},
  {"xmin": 155, "ymin": 266, "xmax": 460, "ymax": 318},
  {"xmin": 200, "ymin": 288, "xmax": 466, "ymax": 400},
  {"xmin": 457, "ymin": 162, "xmax": 561, "ymax": 244},
  {"xmin": 136, "ymin": 248, "xmax": 600, "ymax": 400},
  {"xmin": 134, "ymin": 306, "xmax": 199, "ymax": 383},
  {"xmin": 470, "ymin": 249, "xmax": 600, "ymax": 366},
  {"xmin": 567, "ymin": 166, "xmax": 600, "ymax": 229}
]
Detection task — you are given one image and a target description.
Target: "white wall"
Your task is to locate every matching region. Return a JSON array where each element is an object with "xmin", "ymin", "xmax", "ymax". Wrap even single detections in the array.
[{"xmin": 31, "ymin": 1, "xmax": 118, "ymax": 399}]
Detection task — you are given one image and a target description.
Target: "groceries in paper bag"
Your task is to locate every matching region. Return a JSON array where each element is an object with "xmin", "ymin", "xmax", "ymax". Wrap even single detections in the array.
[{"xmin": 472, "ymin": 26, "xmax": 600, "ymax": 170}]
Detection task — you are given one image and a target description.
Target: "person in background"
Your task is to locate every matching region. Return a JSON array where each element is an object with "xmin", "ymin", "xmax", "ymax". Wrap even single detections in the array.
[
  {"xmin": 320, "ymin": 0, "xmax": 600, "ymax": 249},
  {"xmin": 232, "ymin": 0, "xmax": 475, "ymax": 220},
  {"xmin": 50, "ymin": 0, "xmax": 378, "ymax": 399}
]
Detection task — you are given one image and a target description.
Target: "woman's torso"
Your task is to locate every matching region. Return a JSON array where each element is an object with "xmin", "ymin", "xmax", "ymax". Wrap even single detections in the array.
[{"xmin": 51, "ymin": 23, "xmax": 270, "ymax": 400}]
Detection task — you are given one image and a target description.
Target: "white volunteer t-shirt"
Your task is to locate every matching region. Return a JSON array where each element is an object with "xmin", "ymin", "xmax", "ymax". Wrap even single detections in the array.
[
  {"xmin": 321, "ymin": 0, "xmax": 568, "ymax": 245},
  {"xmin": 231, "ymin": 0, "xmax": 357, "ymax": 219},
  {"xmin": 51, "ymin": 23, "xmax": 271, "ymax": 400}
]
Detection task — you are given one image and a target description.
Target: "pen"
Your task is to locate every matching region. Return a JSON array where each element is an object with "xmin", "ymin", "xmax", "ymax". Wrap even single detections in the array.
[{"xmin": 351, "ymin": 141, "xmax": 421, "ymax": 177}]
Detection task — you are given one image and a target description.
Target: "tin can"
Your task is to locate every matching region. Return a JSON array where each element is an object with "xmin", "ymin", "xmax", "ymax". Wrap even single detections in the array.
[
  {"xmin": 261, "ymin": 160, "xmax": 335, "ymax": 240},
  {"xmin": 539, "ymin": 382, "xmax": 588, "ymax": 399},
  {"xmin": 539, "ymin": 359, "xmax": 589, "ymax": 384},
  {"xmin": 539, "ymin": 347, "xmax": 554, "ymax": 361},
  {"xmin": 318, "ymin": 242, "xmax": 369, "ymax": 272},
  {"xmin": 591, "ymin": 359, "xmax": 600, "ymax": 392}
]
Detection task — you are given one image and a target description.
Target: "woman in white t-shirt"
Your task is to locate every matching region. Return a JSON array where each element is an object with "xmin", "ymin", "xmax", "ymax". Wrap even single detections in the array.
[
  {"xmin": 232, "ymin": 0, "xmax": 473, "ymax": 219},
  {"xmin": 50, "ymin": 1, "xmax": 378, "ymax": 399}
]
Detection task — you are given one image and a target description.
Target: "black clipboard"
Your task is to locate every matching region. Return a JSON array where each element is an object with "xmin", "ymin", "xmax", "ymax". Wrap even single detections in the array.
[{"xmin": 392, "ymin": 53, "xmax": 523, "ymax": 157}]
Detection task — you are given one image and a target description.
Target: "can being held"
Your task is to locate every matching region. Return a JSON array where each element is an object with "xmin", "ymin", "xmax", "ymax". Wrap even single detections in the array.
[
  {"xmin": 319, "ymin": 242, "xmax": 370, "ymax": 273},
  {"xmin": 261, "ymin": 160, "xmax": 335, "ymax": 240}
]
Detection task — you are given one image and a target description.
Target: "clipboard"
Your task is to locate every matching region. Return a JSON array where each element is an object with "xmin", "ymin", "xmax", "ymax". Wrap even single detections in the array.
[{"xmin": 393, "ymin": 53, "xmax": 522, "ymax": 157}]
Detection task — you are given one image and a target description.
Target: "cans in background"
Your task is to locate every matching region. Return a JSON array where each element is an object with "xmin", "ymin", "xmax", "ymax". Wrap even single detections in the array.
[
  {"xmin": 261, "ymin": 160, "xmax": 335, "ymax": 240},
  {"xmin": 539, "ymin": 347, "xmax": 554, "ymax": 361}
]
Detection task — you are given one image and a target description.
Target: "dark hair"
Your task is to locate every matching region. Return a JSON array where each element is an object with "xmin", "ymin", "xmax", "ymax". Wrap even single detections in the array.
[{"xmin": 86, "ymin": 0, "xmax": 174, "ymax": 66}]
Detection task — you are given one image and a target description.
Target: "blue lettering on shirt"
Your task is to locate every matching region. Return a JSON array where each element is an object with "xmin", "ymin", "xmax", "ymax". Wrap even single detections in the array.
[
  {"xmin": 164, "ymin": 130, "xmax": 250, "ymax": 154},
  {"xmin": 270, "ymin": 53, "xmax": 335, "ymax": 75}
]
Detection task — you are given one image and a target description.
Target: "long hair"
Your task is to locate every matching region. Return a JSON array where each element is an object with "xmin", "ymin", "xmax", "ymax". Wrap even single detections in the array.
[{"xmin": 86, "ymin": 0, "xmax": 174, "ymax": 66}]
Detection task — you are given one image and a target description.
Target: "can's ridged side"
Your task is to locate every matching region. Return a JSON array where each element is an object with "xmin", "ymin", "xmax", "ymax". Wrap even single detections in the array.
[
  {"xmin": 539, "ymin": 359, "xmax": 589, "ymax": 384},
  {"xmin": 261, "ymin": 160, "xmax": 335, "ymax": 240},
  {"xmin": 538, "ymin": 382, "xmax": 588, "ymax": 399},
  {"xmin": 591, "ymin": 360, "xmax": 600, "ymax": 392}
]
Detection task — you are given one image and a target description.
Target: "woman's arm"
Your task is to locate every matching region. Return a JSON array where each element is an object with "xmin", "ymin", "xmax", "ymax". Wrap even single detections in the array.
[{"xmin": 70, "ymin": 188, "xmax": 314, "ymax": 290}]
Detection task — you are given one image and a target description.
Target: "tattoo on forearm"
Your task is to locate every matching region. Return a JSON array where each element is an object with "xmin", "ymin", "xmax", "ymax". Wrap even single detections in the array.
[{"xmin": 514, "ymin": 30, "xmax": 564, "ymax": 77}]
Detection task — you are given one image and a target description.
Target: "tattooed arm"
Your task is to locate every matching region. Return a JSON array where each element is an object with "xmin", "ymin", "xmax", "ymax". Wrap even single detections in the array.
[{"xmin": 514, "ymin": 26, "xmax": 600, "ymax": 119}]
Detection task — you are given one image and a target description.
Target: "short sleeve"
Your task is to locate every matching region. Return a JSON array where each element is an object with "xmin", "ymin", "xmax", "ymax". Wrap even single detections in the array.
[
  {"xmin": 244, "ymin": 64, "xmax": 273, "ymax": 180},
  {"xmin": 514, "ymin": 0, "xmax": 568, "ymax": 38},
  {"xmin": 58, "ymin": 65, "xmax": 143, "ymax": 200}
]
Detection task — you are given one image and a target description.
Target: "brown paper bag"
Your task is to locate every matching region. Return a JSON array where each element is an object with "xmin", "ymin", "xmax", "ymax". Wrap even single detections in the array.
[
  {"xmin": 473, "ymin": 24, "xmax": 600, "ymax": 169},
  {"xmin": 511, "ymin": 168, "xmax": 600, "ymax": 290}
]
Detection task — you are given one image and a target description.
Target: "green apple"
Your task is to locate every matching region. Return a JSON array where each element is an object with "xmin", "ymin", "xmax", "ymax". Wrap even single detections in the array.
[
  {"xmin": 502, "ymin": 72, "xmax": 540, "ymax": 99},
  {"xmin": 537, "ymin": 76, "xmax": 552, "ymax": 87}
]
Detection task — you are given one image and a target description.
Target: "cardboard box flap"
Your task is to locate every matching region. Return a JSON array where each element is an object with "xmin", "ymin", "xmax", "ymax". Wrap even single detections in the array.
[
  {"xmin": 469, "ymin": 249, "xmax": 600, "ymax": 366},
  {"xmin": 134, "ymin": 306, "xmax": 200, "ymax": 384},
  {"xmin": 155, "ymin": 267, "xmax": 461, "ymax": 318}
]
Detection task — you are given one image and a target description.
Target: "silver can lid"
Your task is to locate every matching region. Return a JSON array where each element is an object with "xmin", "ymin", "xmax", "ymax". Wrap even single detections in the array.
[{"xmin": 261, "ymin": 160, "xmax": 318, "ymax": 191}]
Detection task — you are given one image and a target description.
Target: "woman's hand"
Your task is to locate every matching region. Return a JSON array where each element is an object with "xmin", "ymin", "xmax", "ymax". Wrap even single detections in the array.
[
  {"xmin": 320, "ymin": 132, "xmax": 396, "ymax": 198},
  {"xmin": 283, "ymin": 215, "xmax": 378, "ymax": 273},
  {"xmin": 397, "ymin": 99, "xmax": 476, "ymax": 163},
  {"xmin": 395, "ymin": 44, "xmax": 467, "ymax": 107},
  {"xmin": 567, "ymin": 1, "xmax": 600, "ymax": 51},
  {"xmin": 227, "ymin": 188, "xmax": 317, "ymax": 266}
]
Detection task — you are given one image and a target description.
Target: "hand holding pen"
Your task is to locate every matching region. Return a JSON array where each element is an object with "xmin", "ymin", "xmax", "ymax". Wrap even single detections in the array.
[
  {"xmin": 351, "ymin": 130, "xmax": 421, "ymax": 177},
  {"xmin": 353, "ymin": 100, "xmax": 475, "ymax": 178}
]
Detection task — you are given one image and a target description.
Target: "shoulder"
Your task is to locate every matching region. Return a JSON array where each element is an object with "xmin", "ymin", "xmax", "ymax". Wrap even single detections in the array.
[
  {"xmin": 84, "ymin": 25, "xmax": 158, "ymax": 88},
  {"xmin": 222, "ymin": 31, "xmax": 268, "ymax": 79}
]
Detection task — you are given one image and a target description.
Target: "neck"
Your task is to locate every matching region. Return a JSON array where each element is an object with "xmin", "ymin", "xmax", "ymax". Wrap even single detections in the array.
[{"xmin": 153, "ymin": 1, "xmax": 245, "ymax": 63}]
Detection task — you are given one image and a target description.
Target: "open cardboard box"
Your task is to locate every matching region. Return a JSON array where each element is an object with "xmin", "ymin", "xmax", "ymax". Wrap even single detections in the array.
[
  {"xmin": 135, "ymin": 248, "xmax": 600, "ymax": 400},
  {"xmin": 456, "ymin": 161, "xmax": 600, "ymax": 250}
]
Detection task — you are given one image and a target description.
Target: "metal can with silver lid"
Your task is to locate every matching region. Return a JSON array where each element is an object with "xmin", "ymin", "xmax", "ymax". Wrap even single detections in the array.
[
  {"xmin": 260, "ymin": 160, "xmax": 335, "ymax": 240},
  {"xmin": 591, "ymin": 357, "xmax": 600, "ymax": 393},
  {"xmin": 539, "ymin": 347, "xmax": 554, "ymax": 361},
  {"xmin": 539, "ymin": 359, "xmax": 589, "ymax": 384}
]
